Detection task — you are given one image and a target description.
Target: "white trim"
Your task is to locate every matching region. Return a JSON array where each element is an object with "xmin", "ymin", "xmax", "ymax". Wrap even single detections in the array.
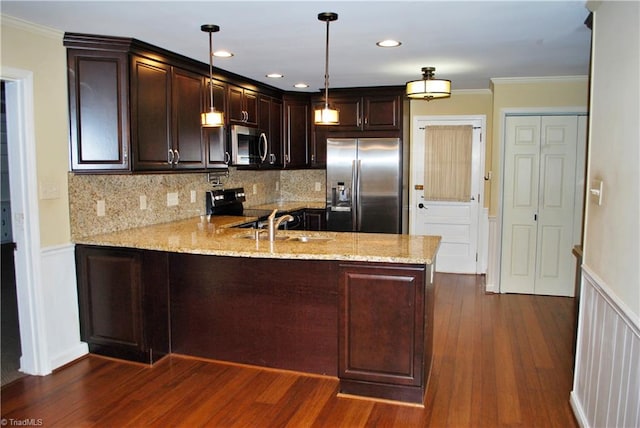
[
  {"xmin": 2, "ymin": 67, "xmax": 51, "ymax": 375},
  {"xmin": 1, "ymin": 14, "xmax": 63, "ymax": 39},
  {"xmin": 496, "ymin": 106, "xmax": 589, "ymax": 293},
  {"xmin": 485, "ymin": 216, "xmax": 499, "ymax": 293},
  {"xmin": 491, "ymin": 76, "xmax": 589, "ymax": 85}
]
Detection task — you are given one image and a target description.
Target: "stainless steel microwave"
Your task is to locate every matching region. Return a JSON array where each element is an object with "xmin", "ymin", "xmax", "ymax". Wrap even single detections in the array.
[{"xmin": 230, "ymin": 125, "xmax": 268, "ymax": 166}]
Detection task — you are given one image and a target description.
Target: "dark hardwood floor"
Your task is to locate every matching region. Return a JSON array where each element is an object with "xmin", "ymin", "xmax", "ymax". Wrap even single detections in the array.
[{"xmin": 0, "ymin": 273, "xmax": 578, "ymax": 427}]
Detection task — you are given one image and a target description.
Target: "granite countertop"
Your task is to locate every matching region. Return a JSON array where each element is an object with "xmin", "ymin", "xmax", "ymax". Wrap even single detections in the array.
[
  {"xmin": 247, "ymin": 201, "xmax": 326, "ymax": 212},
  {"xmin": 75, "ymin": 216, "xmax": 441, "ymax": 265}
]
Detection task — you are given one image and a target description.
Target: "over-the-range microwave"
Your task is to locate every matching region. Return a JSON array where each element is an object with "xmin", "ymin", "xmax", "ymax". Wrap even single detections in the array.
[{"xmin": 230, "ymin": 125, "xmax": 268, "ymax": 166}]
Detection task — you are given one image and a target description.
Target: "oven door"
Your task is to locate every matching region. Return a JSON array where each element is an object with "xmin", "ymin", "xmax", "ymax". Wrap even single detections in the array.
[{"xmin": 231, "ymin": 125, "xmax": 268, "ymax": 166}]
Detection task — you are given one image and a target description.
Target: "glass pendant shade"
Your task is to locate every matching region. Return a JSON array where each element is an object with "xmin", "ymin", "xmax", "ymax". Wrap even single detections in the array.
[
  {"xmin": 314, "ymin": 107, "xmax": 339, "ymax": 125},
  {"xmin": 201, "ymin": 107, "xmax": 224, "ymax": 127},
  {"xmin": 406, "ymin": 67, "xmax": 451, "ymax": 100}
]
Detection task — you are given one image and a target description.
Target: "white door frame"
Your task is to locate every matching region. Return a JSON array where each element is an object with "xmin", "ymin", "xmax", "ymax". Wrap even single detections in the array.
[
  {"xmin": 2, "ymin": 67, "xmax": 51, "ymax": 375},
  {"xmin": 410, "ymin": 115, "xmax": 486, "ymax": 273},
  {"xmin": 497, "ymin": 107, "xmax": 587, "ymax": 293}
]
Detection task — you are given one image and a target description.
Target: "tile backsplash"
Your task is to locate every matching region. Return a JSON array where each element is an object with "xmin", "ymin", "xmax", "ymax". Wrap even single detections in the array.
[{"xmin": 68, "ymin": 168, "xmax": 326, "ymax": 239}]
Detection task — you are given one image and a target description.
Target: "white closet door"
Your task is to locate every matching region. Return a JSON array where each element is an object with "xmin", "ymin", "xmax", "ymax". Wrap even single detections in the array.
[{"xmin": 501, "ymin": 115, "xmax": 580, "ymax": 296}]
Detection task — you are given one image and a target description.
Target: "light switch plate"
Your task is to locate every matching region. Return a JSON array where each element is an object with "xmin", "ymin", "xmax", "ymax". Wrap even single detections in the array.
[
  {"xmin": 139, "ymin": 195, "xmax": 147, "ymax": 210},
  {"xmin": 315, "ymin": 182, "xmax": 322, "ymax": 192},
  {"xmin": 590, "ymin": 179, "xmax": 603, "ymax": 206}
]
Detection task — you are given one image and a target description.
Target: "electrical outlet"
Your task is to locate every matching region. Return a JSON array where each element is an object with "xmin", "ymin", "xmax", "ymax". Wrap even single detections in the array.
[
  {"xmin": 190, "ymin": 190, "xmax": 196, "ymax": 203},
  {"xmin": 276, "ymin": 181, "xmax": 280, "ymax": 191},
  {"xmin": 139, "ymin": 195, "xmax": 147, "ymax": 210},
  {"xmin": 315, "ymin": 182, "xmax": 321, "ymax": 192},
  {"xmin": 253, "ymin": 184, "xmax": 257, "ymax": 195},
  {"xmin": 96, "ymin": 200, "xmax": 106, "ymax": 217},
  {"xmin": 167, "ymin": 192, "xmax": 179, "ymax": 207}
]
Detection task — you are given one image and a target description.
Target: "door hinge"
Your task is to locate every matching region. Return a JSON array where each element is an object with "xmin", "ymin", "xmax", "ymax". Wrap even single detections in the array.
[{"xmin": 476, "ymin": 253, "xmax": 478, "ymax": 262}]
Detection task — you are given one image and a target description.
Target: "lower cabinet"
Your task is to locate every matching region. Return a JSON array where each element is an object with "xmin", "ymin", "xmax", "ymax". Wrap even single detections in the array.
[
  {"xmin": 304, "ymin": 208, "xmax": 327, "ymax": 231},
  {"xmin": 75, "ymin": 245, "xmax": 169, "ymax": 364},
  {"xmin": 338, "ymin": 262, "xmax": 433, "ymax": 404}
]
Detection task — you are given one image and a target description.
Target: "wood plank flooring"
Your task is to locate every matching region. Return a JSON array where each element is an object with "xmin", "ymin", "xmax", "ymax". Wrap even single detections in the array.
[{"xmin": 0, "ymin": 273, "xmax": 578, "ymax": 427}]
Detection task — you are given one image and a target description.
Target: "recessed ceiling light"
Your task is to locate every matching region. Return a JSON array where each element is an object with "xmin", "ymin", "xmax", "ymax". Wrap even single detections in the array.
[
  {"xmin": 213, "ymin": 50, "xmax": 233, "ymax": 58},
  {"xmin": 266, "ymin": 73, "xmax": 284, "ymax": 78},
  {"xmin": 376, "ymin": 39, "xmax": 401, "ymax": 48},
  {"xmin": 294, "ymin": 83, "xmax": 309, "ymax": 88}
]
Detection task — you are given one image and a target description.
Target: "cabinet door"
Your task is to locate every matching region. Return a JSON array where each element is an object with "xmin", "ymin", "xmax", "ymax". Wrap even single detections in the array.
[
  {"xmin": 172, "ymin": 68, "xmax": 206, "ymax": 169},
  {"xmin": 228, "ymin": 85, "xmax": 258, "ymax": 126},
  {"xmin": 364, "ymin": 95, "xmax": 400, "ymax": 130},
  {"xmin": 131, "ymin": 56, "xmax": 172, "ymax": 170},
  {"xmin": 304, "ymin": 209, "xmax": 327, "ymax": 231},
  {"xmin": 258, "ymin": 95, "xmax": 283, "ymax": 167},
  {"xmin": 339, "ymin": 263, "xmax": 426, "ymax": 387},
  {"xmin": 67, "ymin": 49, "xmax": 130, "ymax": 171},
  {"xmin": 76, "ymin": 246, "xmax": 145, "ymax": 361},
  {"xmin": 331, "ymin": 97, "xmax": 362, "ymax": 131},
  {"xmin": 284, "ymin": 97, "xmax": 309, "ymax": 168}
]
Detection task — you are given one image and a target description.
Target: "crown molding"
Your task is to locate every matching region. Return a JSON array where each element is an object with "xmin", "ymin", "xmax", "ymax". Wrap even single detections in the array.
[
  {"xmin": 491, "ymin": 76, "xmax": 589, "ymax": 85},
  {"xmin": 1, "ymin": 14, "xmax": 63, "ymax": 40}
]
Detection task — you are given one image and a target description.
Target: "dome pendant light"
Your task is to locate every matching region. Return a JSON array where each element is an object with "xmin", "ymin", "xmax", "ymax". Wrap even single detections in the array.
[
  {"xmin": 406, "ymin": 67, "xmax": 451, "ymax": 101},
  {"xmin": 314, "ymin": 12, "xmax": 339, "ymax": 125},
  {"xmin": 201, "ymin": 24, "xmax": 224, "ymax": 127}
]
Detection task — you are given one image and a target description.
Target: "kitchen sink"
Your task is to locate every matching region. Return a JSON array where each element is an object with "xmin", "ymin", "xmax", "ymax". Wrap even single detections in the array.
[
  {"xmin": 233, "ymin": 232, "xmax": 333, "ymax": 243},
  {"xmin": 288, "ymin": 236, "xmax": 333, "ymax": 243}
]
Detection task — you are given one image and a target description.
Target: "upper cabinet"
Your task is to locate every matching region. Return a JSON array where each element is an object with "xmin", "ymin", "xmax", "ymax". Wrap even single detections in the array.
[
  {"xmin": 283, "ymin": 94, "xmax": 310, "ymax": 169},
  {"xmin": 258, "ymin": 95, "xmax": 283, "ymax": 167},
  {"xmin": 228, "ymin": 85, "xmax": 258, "ymax": 126},
  {"xmin": 67, "ymin": 49, "xmax": 130, "ymax": 171},
  {"xmin": 65, "ymin": 34, "xmax": 219, "ymax": 173},
  {"xmin": 316, "ymin": 89, "xmax": 402, "ymax": 132},
  {"xmin": 130, "ymin": 56, "xmax": 206, "ymax": 171}
]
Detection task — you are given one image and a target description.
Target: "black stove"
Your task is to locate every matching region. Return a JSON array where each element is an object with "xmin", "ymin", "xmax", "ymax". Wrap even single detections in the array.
[
  {"xmin": 206, "ymin": 187, "xmax": 304, "ymax": 230},
  {"xmin": 205, "ymin": 188, "xmax": 272, "ymax": 220}
]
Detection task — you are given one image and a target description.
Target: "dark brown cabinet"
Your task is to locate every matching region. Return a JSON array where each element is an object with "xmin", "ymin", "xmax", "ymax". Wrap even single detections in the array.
[
  {"xmin": 304, "ymin": 209, "xmax": 327, "ymax": 231},
  {"xmin": 338, "ymin": 261, "xmax": 433, "ymax": 404},
  {"xmin": 75, "ymin": 245, "xmax": 169, "ymax": 364},
  {"xmin": 65, "ymin": 34, "xmax": 220, "ymax": 173},
  {"xmin": 320, "ymin": 93, "xmax": 401, "ymax": 132},
  {"xmin": 67, "ymin": 49, "xmax": 130, "ymax": 171},
  {"xmin": 258, "ymin": 95, "xmax": 283, "ymax": 167},
  {"xmin": 131, "ymin": 56, "xmax": 206, "ymax": 171},
  {"xmin": 283, "ymin": 94, "xmax": 310, "ymax": 168},
  {"xmin": 228, "ymin": 85, "xmax": 258, "ymax": 126}
]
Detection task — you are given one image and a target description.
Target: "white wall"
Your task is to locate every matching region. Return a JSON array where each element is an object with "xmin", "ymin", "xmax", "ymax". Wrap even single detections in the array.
[{"xmin": 571, "ymin": 2, "xmax": 640, "ymax": 427}]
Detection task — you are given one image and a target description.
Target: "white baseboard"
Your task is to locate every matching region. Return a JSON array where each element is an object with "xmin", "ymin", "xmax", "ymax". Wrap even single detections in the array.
[{"xmin": 50, "ymin": 342, "xmax": 88, "ymax": 370}]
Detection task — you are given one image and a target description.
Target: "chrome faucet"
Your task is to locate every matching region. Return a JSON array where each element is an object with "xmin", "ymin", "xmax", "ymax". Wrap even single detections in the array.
[{"xmin": 267, "ymin": 209, "xmax": 293, "ymax": 242}]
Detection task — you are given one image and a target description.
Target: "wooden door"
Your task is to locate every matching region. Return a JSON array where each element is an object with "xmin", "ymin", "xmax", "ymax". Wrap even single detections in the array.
[
  {"xmin": 410, "ymin": 117, "xmax": 484, "ymax": 274},
  {"xmin": 501, "ymin": 115, "xmax": 583, "ymax": 296}
]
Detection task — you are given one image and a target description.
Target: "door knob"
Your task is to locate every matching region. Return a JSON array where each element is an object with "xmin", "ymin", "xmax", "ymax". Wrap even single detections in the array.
[{"xmin": 418, "ymin": 203, "xmax": 426, "ymax": 209}]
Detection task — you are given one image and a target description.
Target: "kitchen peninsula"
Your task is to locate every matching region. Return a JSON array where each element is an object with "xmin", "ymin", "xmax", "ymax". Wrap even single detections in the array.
[{"xmin": 74, "ymin": 216, "xmax": 440, "ymax": 404}]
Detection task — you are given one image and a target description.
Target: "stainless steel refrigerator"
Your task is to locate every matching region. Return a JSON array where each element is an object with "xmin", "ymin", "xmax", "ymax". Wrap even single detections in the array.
[{"xmin": 326, "ymin": 138, "xmax": 402, "ymax": 233}]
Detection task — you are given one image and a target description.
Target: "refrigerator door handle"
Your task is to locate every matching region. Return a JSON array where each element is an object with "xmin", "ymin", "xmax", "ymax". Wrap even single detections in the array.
[
  {"xmin": 355, "ymin": 159, "xmax": 362, "ymax": 231},
  {"xmin": 351, "ymin": 160, "xmax": 358, "ymax": 231}
]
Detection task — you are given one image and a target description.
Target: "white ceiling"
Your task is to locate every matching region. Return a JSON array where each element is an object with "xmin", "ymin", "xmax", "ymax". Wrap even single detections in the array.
[{"xmin": 2, "ymin": 1, "xmax": 592, "ymax": 93}]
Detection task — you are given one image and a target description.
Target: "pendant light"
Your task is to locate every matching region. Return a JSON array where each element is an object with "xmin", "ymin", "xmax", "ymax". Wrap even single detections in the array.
[
  {"xmin": 406, "ymin": 67, "xmax": 451, "ymax": 101},
  {"xmin": 314, "ymin": 12, "xmax": 339, "ymax": 125},
  {"xmin": 201, "ymin": 24, "xmax": 224, "ymax": 127}
]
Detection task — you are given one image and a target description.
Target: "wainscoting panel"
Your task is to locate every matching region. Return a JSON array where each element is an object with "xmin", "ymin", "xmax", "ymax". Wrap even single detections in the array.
[
  {"xmin": 571, "ymin": 266, "xmax": 640, "ymax": 428},
  {"xmin": 485, "ymin": 216, "xmax": 499, "ymax": 293}
]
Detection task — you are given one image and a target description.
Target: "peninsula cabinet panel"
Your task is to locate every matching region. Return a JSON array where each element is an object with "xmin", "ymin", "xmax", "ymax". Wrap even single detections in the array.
[
  {"xmin": 67, "ymin": 49, "xmax": 130, "ymax": 171},
  {"xmin": 170, "ymin": 254, "xmax": 338, "ymax": 376},
  {"xmin": 75, "ymin": 245, "xmax": 169, "ymax": 364},
  {"xmin": 338, "ymin": 262, "xmax": 430, "ymax": 404}
]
